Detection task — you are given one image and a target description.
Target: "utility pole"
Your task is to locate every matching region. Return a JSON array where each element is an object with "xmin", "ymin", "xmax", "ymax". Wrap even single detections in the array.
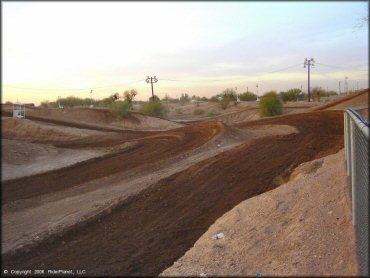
[
  {"xmin": 339, "ymin": 81, "xmax": 341, "ymax": 94},
  {"xmin": 344, "ymin": 76, "xmax": 348, "ymax": 95},
  {"xmin": 146, "ymin": 76, "xmax": 158, "ymax": 100},
  {"xmin": 90, "ymin": 90, "xmax": 93, "ymax": 107},
  {"xmin": 304, "ymin": 58, "xmax": 315, "ymax": 102}
]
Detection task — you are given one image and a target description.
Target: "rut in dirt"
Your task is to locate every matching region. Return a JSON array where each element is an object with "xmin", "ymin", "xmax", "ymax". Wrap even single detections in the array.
[{"xmin": 3, "ymin": 110, "xmax": 344, "ymax": 276}]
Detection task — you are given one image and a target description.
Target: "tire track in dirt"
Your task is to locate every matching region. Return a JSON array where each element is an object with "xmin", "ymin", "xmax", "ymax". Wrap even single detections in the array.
[
  {"xmin": 2, "ymin": 121, "xmax": 223, "ymax": 204},
  {"xmin": 3, "ymin": 110, "xmax": 344, "ymax": 276}
]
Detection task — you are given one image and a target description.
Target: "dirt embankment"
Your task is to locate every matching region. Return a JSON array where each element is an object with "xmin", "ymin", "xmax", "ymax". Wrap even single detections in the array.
[
  {"xmin": 2, "ymin": 118, "xmax": 81, "ymax": 142},
  {"xmin": 1, "ymin": 105, "xmax": 183, "ymax": 131},
  {"xmin": 161, "ymin": 149, "xmax": 358, "ymax": 276},
  {"xmin": 2, "ymin": 110, "xmax": 344, "ymax": 276},
  {"xmin": 313, "ymin": 89, "xmax": 369, "ymax": 111}
]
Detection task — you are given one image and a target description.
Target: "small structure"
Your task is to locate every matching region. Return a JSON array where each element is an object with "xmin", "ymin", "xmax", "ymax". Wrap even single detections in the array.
[{"xmin": 13, "ymin": 103, "xmax": 25, "ymax": 119}]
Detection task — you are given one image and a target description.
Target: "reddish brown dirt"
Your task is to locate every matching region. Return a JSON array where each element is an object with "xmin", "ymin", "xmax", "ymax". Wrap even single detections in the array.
[
  {"xmin": 2, "ymin": 110, "xmax": 344, "ymax": 276},
  {"xmin": 2, "ymin": 121, "xmax": 223, "ymax": 204}
]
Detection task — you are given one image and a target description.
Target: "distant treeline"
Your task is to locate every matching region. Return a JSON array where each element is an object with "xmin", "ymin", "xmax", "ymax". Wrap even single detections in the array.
[{"xmin": 38, "ymin": 86, "xmax": 339, "ymax": 109}]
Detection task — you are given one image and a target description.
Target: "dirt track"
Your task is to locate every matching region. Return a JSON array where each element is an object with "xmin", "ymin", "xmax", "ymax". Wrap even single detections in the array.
[
  {"xmin": 2, "ymin": 110, "xmax": 344, "ymax": 276},
  {"xmin": 2, "ymin": 121, "xmax": 222, "ymax": 204}
]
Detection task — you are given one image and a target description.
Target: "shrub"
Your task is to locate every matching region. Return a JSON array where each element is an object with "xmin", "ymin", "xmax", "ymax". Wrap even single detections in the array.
[
  {"xmin": 239, "ymin": 91, "xmax": 257, "ymax": 101},
  {"xmin": 219, "ymin": 98, "xmax": 230, "ymax": 110},
  {"xmin": 179, "ymin": 93, "xmax": 190, "ymax": 105},
  {"xmin": 109, "ymin": 101, "xmax": 130, "ymax": 119},
  {"xmin": 175, "ymin": 108, "xmax": 183, "ymax": 115},
  {"xmin": 149, "ymin": 95, "xmax": 161, "ymax": 103},
  {"xmin": 280, "ymin": 88, "xmax": 302, "ymax": 103},
  {"xmin": 140, "ymin": 101, "xmax": 166, "ymax": 116},
  {"xmin": 193, "ymin": 108, "xmax": 205, "ymax": 115},
  {"xmin": 259, "ymin": 91, "xmax": 283, "ymax": 117}
]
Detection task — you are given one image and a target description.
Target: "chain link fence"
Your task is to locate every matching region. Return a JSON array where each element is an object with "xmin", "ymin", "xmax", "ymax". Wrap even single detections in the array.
[{"xmin": 344, "ymin": 108, "xmax": 369, "ymax": 276}]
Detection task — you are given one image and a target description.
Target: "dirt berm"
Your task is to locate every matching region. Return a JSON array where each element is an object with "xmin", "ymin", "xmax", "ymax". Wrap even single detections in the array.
[{"xmin": 1, "ymin": 105, "xmax": 183, "ymax": 131}]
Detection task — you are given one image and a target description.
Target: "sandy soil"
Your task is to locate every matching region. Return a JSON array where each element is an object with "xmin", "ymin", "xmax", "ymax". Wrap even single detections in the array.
[{"xmin": 161, "ymin": 149, "xmax": 358, "ymax": 276}]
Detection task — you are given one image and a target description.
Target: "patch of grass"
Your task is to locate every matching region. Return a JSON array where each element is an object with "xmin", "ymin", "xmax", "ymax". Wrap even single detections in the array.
[
  {"xmin": 175, "ymin": 108, "xmax": 183, "ymax": 115},
  {"xmin": 193, "ymin": 108, "xmax": 205, "ymax": 115}
]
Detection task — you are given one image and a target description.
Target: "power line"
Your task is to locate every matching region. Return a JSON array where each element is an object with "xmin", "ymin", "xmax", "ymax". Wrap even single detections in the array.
[
  {"xmin": 315, "ymin": 62, "xmax": 368, "ymax": 71},
  {"xmin": 160, "ymin": 63, "xmax": 303, "ymax": 84}
]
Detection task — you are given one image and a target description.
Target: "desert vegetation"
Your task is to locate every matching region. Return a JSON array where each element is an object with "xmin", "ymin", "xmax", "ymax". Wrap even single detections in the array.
[{"xmin": 259, "ymin": 91, "xmax": 283, "ymax": 117}]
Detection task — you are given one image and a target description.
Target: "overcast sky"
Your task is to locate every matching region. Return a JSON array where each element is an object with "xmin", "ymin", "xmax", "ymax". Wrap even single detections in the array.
[{"xmin": 2, "ymin": 1, "xmax": 369, "ymax": 103}]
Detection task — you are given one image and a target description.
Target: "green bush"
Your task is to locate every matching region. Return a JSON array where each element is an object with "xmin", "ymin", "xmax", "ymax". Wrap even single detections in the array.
[
  {"xmin": 280, "ymin": 88, "xmax": 302, "ymax": 103},
  {"xmin": 193, "ymin": 108, "xmax": 205, "ymax": 115},
  {"xmin": 175, "ymin": 108, "xmax": 183, "ymax": 115},
  {"xmin": 259, "ymin": 91, "xmax": 283, "ymax": 117},
  {"xmin": 109, "ymin": 101, "xmax": 130, "ymax": 119},
  {"xmin": 239, "ymin": 91, "xmax": 257, "ymax": 101},
  {"xmin": 140, "ymin": 101, "xmax": 166, "ymax": 116}
]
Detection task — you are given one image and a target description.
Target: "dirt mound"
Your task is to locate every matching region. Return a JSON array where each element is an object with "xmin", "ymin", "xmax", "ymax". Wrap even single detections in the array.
[
  {"xmin": 161, "ymin": 150, "xmax": 357, "ymax": 276},
  {"xmin": 2, "ymin": 110, "xmax": 344, "ymax": 276},
  {"xmin": 2, "ymin": 118, "xmax": 80, "ymax": 142},
  {"xmin": 1, "ymin": 139, "xmax": 106, "ymax": 181},
  {"xmin": 1, "ymin": 106, "xmax": 183, "ymax": 131}
]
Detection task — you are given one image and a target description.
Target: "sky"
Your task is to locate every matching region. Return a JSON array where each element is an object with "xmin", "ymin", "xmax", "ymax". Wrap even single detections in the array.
[{"xmin": 2, "ymin": 1, "xmax": 369, "ymax": 104}]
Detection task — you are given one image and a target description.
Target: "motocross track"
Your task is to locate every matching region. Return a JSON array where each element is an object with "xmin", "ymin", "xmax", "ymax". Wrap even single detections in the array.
[{"xmin": 2, "ymin": 108, "xmax": 345, "ymax": 276}]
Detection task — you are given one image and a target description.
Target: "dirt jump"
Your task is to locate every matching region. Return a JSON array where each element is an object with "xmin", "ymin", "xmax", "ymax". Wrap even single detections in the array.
[{"xmin": 2, "ymin": 90, "xmax": 367, "ymax": 276}]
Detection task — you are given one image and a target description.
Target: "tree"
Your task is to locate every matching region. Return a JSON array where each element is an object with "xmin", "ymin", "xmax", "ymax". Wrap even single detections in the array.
[{"xmin": 123, "ymin": 89, "xmax": 138, "ymax": 110}]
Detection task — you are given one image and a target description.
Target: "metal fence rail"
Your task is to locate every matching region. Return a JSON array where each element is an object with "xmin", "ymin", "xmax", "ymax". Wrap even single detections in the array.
[{"xmin": 344, "ymin": 108, "xmax": 369, "ymax": 276}]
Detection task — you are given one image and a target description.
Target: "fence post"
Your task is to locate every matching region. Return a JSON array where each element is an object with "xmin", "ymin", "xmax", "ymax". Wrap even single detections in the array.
[{"xmin": 349, "ymin": 120, "xmax": 356, "ymax": 225}]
